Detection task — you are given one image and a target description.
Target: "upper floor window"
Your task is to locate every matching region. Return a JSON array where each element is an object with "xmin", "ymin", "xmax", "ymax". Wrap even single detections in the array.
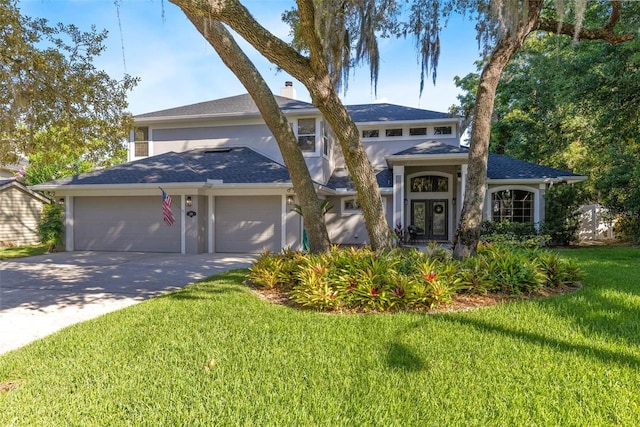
[
  {"xmin": 434, "ymin": 126, "xmax": 452, "ymax": 135},
  {"xmin": 491, "ymin": 189, "xmax": 534, "ymax": 223},
  {"xmin": 410, "ymin": 175, "xmax": 448, "ymax": 192},
  {"xmin": 297, "ymin": 118, "xmax": 316, "ymax": 152},
  {"xmin": 322, "ymin": 122, "xmax": 330, "ymax": 157},
  {"xmin": 362, "ymin": 129, "xmax": 379, "ymax": 138},
  {"xmin": 133, "ymin": 126, "xmax": 149, "ymax": 157},
  {"xmin": 409, "ymin": 127, "xmax": 427, "ymax": 136},
  {"xmin": 386, "ymin": 128, "xmax": 403, "ymax": 137}
]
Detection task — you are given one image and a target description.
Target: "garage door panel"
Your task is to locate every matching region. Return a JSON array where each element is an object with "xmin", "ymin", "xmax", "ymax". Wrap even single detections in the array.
[
  {"xmin": 215, "ymin": 196, "xmax": 280, "ymax": 253},
  {"xmin": 74, "ymin": 196, "xmax": 181, "ymax": 252}
]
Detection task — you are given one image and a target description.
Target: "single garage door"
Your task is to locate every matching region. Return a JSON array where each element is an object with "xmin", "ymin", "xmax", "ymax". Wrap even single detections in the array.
[
  {"xmin": 74, "ymin": 196, "xmax": 181, "ymax": 252},
  {"xmin": 215, "ymin": 196, "xmax": 280, "ymax": 253}
]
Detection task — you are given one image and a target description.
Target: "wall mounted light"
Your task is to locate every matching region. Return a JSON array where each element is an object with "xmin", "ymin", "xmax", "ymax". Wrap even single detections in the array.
[
  {"xmin": 286, "ymin": 195, "xmax": 295, "ymax": 206},
  {"xmin": 186, "ymin": 196, "xmax": 193, "ymax": 207}
]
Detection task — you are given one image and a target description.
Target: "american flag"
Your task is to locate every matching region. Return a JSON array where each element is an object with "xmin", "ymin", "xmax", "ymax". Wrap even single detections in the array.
[{"xmin": 161, "ymin": 189, "xmax": 175, "ymax": 226}]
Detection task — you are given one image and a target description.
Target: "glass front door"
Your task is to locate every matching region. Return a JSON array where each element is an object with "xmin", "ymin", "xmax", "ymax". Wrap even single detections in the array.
[{"xmin": 410, "ymin": 199, "xmax": 448, "ymax": 241}]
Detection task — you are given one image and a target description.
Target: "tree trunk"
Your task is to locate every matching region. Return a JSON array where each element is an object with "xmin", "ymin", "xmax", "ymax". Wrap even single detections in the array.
[
  {"xmin": 170, "ymin": 0, "xmax": 393, "ymax": 251},
  {"xmin": 452, "ymin": 1, "xmax": 543, "ymax": 260},
  {"xmin": 179, "ymin": 13, "xmax": 331, "ymax": 253}
]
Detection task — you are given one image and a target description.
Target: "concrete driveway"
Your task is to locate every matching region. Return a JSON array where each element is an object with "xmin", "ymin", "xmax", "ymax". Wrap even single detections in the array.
[{"xmin": 0, "ymin": 251, "xmax": 255, "ymax": 354}]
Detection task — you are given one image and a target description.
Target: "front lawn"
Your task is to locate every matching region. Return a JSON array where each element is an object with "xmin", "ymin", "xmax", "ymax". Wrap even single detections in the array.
[
  {"xmin": 1, "ymin": 246, "xmax": 639, "ymax": 425},
  {"xmin": 0, "ymin": 244, "xmax": 48, "ymax": 260}
]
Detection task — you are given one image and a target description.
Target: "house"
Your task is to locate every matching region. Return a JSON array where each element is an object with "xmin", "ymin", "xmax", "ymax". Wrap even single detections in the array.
[
  {"xmin": 0, "ymin": 179, "xmax": 50, "ymax": 246},
  {"xmin": 32, "ymin": 83, "xmax": 585, "ymax": 254}
]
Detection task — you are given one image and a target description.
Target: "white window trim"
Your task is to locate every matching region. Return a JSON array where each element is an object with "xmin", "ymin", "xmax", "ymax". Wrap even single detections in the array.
[
  {"xmin": 294, "ymin": 117, "xmax": 321, "ymax": 157},
  {"xmin": 341, "ymin": 196, "xmax": 362, "ymax": 215},
  {"xmin": 129, "ymin": 127, "xmax": 153, "ymax": 161},
  {"xmin": 486, "ymin": 185, "xmax": 541, "ymax": 225}
]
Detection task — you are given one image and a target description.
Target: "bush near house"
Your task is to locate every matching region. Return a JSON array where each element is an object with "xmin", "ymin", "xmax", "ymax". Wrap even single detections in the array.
[
  {"xmin": 247, "ymin": 243, "xmax": 581, "ymax": 312},
  {"xmin": 480, "ymin": 220, "xmax": 550, "ymax": 247}
]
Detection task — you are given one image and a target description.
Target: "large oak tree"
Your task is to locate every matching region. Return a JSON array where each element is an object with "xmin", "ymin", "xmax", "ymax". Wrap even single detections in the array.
[{"xmin": 0, "ymin": 0, "xmax": 137, "ymax": 167}]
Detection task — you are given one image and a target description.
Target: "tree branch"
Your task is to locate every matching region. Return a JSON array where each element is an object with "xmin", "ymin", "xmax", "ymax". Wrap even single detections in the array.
[
  {"xmin": 168, "ymin": 0, "xmax": 313, "ymax": 80},
  {"xmin": 537, "ymin": 1, "xmax": 634, "ymax": 45}
]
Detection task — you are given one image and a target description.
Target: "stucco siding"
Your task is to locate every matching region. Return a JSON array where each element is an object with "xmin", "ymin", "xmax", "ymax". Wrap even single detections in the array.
[
  {"xmin": 74, "ymin": 196, "xmax": 181, "ymax": 252},
  {"xmin": 215, "ymin": 196, "xmax": 281, "ymax": 253},
  {"xmin": 152, "ymin": 125, "xmax": 285, "ymax": 164},
  {"xmin": 0, "ymin": 186, "xmax": 46, "ymax": 245}
]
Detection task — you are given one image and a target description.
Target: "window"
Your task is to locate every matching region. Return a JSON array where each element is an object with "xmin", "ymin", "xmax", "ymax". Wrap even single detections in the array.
[
  {"xmin": 409, "ymin": 127, "xmax": 427, "ymax": 136},
  {"xmin": 491, "ymin": 189, "xmax": 534, "ymax": 223},
  {"xmin": 322, "ymin": 122, "xmax": 330, "ymax": 156},
  {"xmin": 385, "ymin": 128, "xmax": 403, "ymax": 137},
  {"xmin": 342, "ymin": 197, "xmax": 362, "ymax": 213},
  {"xmin": 134, "ymin": 142, "xmax": 149, "ymax": 157},
  {"xmin": 133, "ymin": 126, "xmax": 149, "ymax": 157},
  {"xmin": 410, "ymin": 175, "xmax": 448, "ymax": 192},
  {"xmin": 297, "ymin": 118, "xmax": 316, "ymax": 152},
  {"xmin": 362, "ymin": 129, "xmax": 379, "ymax": 138},
  {"xmin": 434, "ymin": 126, "xmax": 452, "ymax": 135}
]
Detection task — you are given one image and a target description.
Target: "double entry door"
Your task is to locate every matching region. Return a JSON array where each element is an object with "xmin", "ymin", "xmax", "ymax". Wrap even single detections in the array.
[{"xmin": 410, "ymin": 199, "xmax": 448, "ymax": 241}]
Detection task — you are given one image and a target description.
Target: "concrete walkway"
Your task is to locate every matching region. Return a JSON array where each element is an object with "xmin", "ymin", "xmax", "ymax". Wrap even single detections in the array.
[{"xmin": 0, "ymin": 251, "xmax": 255, "ymax": 354}]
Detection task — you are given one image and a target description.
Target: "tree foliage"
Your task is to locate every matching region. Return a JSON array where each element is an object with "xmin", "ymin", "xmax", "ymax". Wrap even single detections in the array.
[
  {"xmin": 0, "ymin": 0, "xmax": 137, "ymax": 166},
  {"xmin": 453, "ymin": 1, "xmax": 640, "ymax": 219}
]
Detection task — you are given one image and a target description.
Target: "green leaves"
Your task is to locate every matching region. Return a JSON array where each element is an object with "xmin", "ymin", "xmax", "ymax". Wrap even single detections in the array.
[{"xmin": 0, "ymin": 0, "xmax": 137, "ymax": 165}]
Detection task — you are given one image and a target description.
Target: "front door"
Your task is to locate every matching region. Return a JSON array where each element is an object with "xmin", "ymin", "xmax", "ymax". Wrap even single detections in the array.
[{"xmin": 410, "ymin": 199, "xmax": 448, "ymax": 241}]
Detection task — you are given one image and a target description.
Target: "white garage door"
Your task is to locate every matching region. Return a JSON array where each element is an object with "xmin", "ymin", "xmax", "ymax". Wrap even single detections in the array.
[
  {"xmin": 215, "ymin": 196, "xmax": 281, "ymax": 253},
  {"xmin": 74, "ymin": 196, "xmax": 181, "ymax": 252}
]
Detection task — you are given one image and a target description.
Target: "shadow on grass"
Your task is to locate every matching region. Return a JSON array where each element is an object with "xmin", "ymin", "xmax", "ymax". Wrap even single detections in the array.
[
  {"xmin": 436, "ymin": 314, "xmax": 640, "ymax": 368},
  {"xmin": 386, "ymin": 341, "xmax": 425, "ymax": 371},
  {"xmin": 161, "ymin": 270, "xmax": 249, "ymax": 301}
]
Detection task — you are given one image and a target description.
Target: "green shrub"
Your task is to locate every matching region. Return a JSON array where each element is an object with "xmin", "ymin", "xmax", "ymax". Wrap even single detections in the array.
[
  {"xmin": 480, "ymin": 220, "xmax": 550, "ymax": 248},
  {"xmin": 613, "ymin": 214, "xmax": 640, "ymax": 243},
  {"xmin": 543, "ymin": 183, "xmax": 583, "ymax": 246},
  {"xmin": 245, "ymin": 243, "xmax": 582, "ymax": 312},
  {"xmin": 37, "ymin": 202, "xmax": 64, "ymax": 251}
]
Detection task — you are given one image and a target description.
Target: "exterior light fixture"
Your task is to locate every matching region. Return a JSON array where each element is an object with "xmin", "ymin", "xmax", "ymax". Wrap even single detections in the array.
[
  {"xmin": 186, "ymin": 196, "xmax": 193, "ymax": 207},
  {"xmin": 286, "ymin": 195, "xmax": 295, "ymax": 206}
]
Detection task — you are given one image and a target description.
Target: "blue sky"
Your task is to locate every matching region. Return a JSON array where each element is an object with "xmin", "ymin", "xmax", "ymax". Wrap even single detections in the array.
[{"xmin": 20, "ymin": 0, "xmax": 482, "ymax": 115}]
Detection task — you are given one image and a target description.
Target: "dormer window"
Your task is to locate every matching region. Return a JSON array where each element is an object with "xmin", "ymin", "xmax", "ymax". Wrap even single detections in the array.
[
  {"xmin": 133, "ymin": 126, "xmax": 149, "ymax": 157},
  {"xmin": 434, "ymin": 126, "xmax": 452, "ymax": 135},
  {"xmin": 297, "ymin": 118, "xmax": 316, "ymax": 152}
]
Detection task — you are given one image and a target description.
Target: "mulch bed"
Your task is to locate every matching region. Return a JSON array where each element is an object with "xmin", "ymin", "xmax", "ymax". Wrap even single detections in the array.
[{"xmin": 247, "ymin": 282, "xmax": 583, "ymax": 314}]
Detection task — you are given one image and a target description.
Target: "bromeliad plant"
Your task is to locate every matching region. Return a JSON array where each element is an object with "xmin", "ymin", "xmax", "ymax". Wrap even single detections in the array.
[{"xmin": 246, "ymin": 243, "xmax": 582, "ymax": 312}]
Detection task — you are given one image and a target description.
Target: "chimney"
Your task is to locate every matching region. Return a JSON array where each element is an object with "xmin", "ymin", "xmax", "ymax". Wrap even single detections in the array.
[{"xmin": 280, "ymin": 81, "xmax": 297, "ymax": 99}]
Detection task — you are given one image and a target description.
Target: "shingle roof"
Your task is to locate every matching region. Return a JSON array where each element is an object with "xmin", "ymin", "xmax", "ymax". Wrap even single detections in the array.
[
  {"xmin": 487, "ymin": 153, "xmax": 584, "ymax": 180},
  {"xmin": 42, "ymin": 148, "xmax": 291, "ymax": 186},
  {"xmin": 0, "ymin": 179, "xmax": 15, "ymax": 188},
  {"xmin": 135, "ymin": 94, "xmax": 315, "ymax": 119},
  {"xmin": 346, "ymin": 104, "xmax": 456, "ymax": 123},
  {"xmin": 326, "ymin": 169, "xmax": 393, "ymax": 190},
  {"xmin": 135, "ymin": 93, "xmax": 459, "ymax": 124},
  {"xmin": 393, "ymin": 141, "xmax": 469, "ymax": 156}
]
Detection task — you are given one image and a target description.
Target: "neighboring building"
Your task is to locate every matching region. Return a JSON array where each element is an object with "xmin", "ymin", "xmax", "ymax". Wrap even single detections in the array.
[
  {"xmin": 33, "ymin": 83, "xmax": 585, "ymax": 254},
  {"xmin": 0, "ymin": 179, "xmax": 50, "ymax": 246}
]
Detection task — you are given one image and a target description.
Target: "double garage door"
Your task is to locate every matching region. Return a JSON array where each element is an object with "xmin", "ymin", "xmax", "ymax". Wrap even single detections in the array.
[{"xmin": 73, "ymin": 195, "xmax": 281, "ymax": 253}]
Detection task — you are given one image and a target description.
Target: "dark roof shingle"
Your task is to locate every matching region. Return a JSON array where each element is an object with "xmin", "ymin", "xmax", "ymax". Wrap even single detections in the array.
[
  {"xmin": 135, "ymin": 94, "xmax": 315, "ymax": 119},
  {"xmin": 43, "ymin": 148, "xmax": 291, "ymax": 186},
  {"xmin": 487, "ymin": 153, "xmax": 583, "ymax": 180}
]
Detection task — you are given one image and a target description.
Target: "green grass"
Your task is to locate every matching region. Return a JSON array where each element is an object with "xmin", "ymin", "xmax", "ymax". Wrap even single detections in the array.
[
  {"xmin": 1, "ymin": 246, "xmax": 639, "ymax": 426},
  {"xmin": 0, "ymin": 244, "xmax": 49, "ymax": 260}
]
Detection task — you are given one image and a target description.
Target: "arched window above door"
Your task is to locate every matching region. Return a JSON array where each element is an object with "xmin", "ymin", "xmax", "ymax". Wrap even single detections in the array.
[{"xmin": 410, "ymin": 175, "xmax": 448, "ymax": 193}]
